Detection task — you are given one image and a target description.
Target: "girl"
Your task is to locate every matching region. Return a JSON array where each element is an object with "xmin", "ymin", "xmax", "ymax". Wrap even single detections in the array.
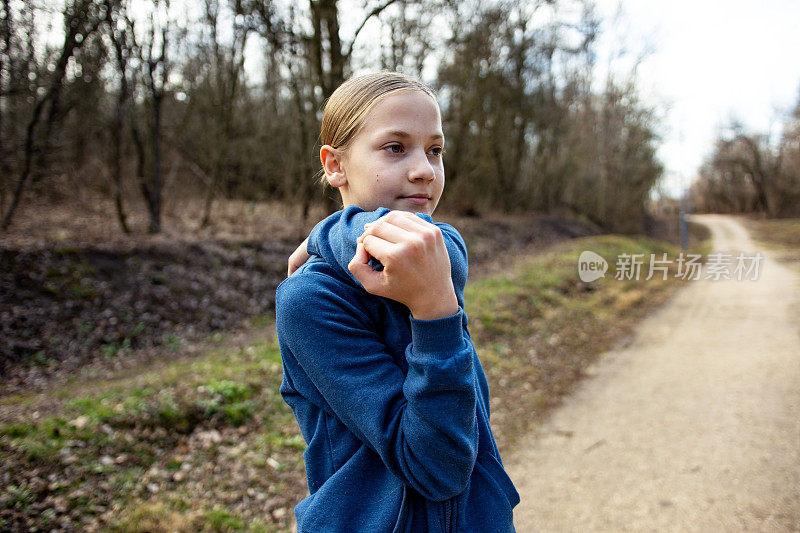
[{"xmin": 276, "ymin": 71, "xmax": 519, "ymax": 532}]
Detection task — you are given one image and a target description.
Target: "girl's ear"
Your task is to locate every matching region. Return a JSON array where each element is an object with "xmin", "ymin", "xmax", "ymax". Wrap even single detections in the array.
[{"xmin": 320, "ymin": 145, "xmax": 347, "ymax": 188}]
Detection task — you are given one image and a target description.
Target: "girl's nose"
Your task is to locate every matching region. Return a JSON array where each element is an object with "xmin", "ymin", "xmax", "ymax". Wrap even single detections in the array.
[{"xmin": 408, "ymin": 149, "xmax": 436, "ymax": 182}]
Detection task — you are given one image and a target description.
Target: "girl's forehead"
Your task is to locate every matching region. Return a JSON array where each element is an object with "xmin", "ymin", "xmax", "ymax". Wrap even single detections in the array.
[{"xmin": 362, "ymin": 90, "xmax": 442, "ymax": 132}]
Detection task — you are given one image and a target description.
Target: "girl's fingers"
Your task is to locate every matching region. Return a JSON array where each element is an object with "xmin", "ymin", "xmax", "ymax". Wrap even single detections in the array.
[
  {"xmin": 382, "ymin": 211, "xmax": 430, "ymax": 232},
  {"xmin": 396, "ymin": 211, "xmax": 433, "ymax": 230},
  {"xmin": 347, "ymin": 241, "xmax": 366, "ymax": 269},
  {"xmin": 361, "ymin": 234, "xmax": 396, "ymax": 262},
  {"xmin": 361, "ymin": 211, "xmax": 433, "ymax": 245},
  {"xmin": 362, "ymin": 218, "xmax": 412, "ymax": 244}
]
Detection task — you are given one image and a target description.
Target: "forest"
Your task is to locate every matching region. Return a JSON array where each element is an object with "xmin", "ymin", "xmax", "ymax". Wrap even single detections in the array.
[
  {"xmin": 0, "ymin": 0, "xmax": 665, "ymax": 235},
  {"xmin": 690, "ymin": 105, "xmax": 800, "ymax": 217}
]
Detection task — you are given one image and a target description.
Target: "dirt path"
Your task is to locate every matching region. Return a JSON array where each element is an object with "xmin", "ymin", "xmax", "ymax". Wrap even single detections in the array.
[{"xmin": 507, "ymin": 215, "xmax": 800, "ymax": 532}]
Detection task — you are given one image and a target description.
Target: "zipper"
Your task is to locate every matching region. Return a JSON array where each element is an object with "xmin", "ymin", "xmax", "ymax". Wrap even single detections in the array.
[{"xmin": 442, "ymin": 496, "xmax": 456, "ymax": 532}]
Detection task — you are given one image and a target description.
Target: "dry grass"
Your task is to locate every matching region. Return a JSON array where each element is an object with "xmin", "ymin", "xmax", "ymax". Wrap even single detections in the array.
[
  {"xmin": 0, "ymin": 193, "xmax": 328, "ymax": 249},
  {"xmin": 466, "ymin": 234, "xmax": 693, "ymax": 453},
  {"xmin": 742, "ymin": 216, "xmax": 800, "ymax": 271}
]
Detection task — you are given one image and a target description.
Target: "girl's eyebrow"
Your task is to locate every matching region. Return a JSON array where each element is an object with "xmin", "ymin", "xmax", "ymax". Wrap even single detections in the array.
[{"xmin": 377, "ymin": 129, "xmax": 445, "ymax": 142}]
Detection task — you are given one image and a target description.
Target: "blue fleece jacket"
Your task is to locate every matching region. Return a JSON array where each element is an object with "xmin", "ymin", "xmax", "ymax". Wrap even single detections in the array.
[{"xmin": 276, "ymin": 206, "xmax": 519, "ymax": 532}]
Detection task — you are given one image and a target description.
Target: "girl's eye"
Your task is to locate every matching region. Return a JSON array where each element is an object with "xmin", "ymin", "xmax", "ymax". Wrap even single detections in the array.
[
  {"xmin": 384, "ymin": 144, "xmax": 403, "ymax": 154},
  {"xmin": 428, "ymin": 146, "xmax": 443, "ymax": 157}
]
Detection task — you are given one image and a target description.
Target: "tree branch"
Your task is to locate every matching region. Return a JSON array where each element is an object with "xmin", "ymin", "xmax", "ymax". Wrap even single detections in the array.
[{"xmin": 344, "ymin": 0, "xmax": 399, "ymax": 61}]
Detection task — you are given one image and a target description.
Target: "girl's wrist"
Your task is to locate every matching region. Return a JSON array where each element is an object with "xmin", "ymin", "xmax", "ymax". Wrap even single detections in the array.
[{"xmin": 408, "ymin": 289, "xmax": 458, "ymax": 321}]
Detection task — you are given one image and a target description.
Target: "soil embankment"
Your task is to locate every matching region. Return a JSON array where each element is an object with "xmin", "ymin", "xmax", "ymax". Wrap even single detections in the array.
[{"xmin": 0, "ymin": 211, "xmax": 597, "ymax": 395}]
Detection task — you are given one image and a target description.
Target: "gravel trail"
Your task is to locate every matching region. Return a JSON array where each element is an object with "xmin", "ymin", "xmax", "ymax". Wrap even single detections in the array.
[{"xmin": 508, "ymin": 215, "xmax": 800, "ymax": 532}]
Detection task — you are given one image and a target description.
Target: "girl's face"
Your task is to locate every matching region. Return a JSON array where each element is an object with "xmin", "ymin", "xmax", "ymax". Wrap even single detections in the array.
[{"xmin": 325, "ymin": 90, "xmax": 445, "ymax": 215}]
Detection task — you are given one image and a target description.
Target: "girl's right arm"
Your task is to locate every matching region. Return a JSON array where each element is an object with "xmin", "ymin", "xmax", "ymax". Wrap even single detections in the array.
[{"xmin": 287, "ymin": 236, "xmax": 309, "ymax": 276}]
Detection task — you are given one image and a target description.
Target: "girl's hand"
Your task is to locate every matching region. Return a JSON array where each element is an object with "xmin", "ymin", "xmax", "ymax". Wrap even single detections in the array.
[
  {"xmin": 288, "ymin": 237, "xmax": 310, "ymax": 276},
  {"xmin": 348, "ymin": 211, "xmax": 458, "ymax": 320}
]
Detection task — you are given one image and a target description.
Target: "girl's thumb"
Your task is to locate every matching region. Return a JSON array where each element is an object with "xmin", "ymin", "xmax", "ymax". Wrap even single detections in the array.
[{"xmin": 348, "ymin": 242, "xmax": 381, "ymax": 291}]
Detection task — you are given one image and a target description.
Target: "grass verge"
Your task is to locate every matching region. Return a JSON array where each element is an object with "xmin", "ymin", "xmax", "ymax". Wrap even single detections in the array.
[
  {"xmin": 1, "ymin": 233, "xmax": 701, "ymax": 532},
  {"xmin": 741, "ymin": 217, "xmax": 800, "ymax": 271},
  {"xmin": 467, "ymin": 234, "xmax": 693, "ymax": 451},
  {"xmin": 1, "ymin": 337, "xmax": 305, "ymax": 532}
]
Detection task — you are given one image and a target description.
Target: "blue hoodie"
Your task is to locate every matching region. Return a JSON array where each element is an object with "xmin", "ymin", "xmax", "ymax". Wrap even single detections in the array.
[{"xmin": 276, "ymin": 206, "xmax": 519, "ymax": 532}]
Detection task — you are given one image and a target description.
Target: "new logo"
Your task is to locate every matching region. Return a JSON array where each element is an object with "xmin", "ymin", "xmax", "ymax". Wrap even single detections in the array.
[{"xmin": 578, "ymin": 251, "xmax": 608, "ymax": 282}]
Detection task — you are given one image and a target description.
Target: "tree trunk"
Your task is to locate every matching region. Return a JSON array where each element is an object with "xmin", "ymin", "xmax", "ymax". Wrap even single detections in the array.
[
  {"xmin": 0, "ymin": 0, "xmax": 8, "ymax": 212},
  {"xmin": 200, "ymin": 147, "xmax": 225, "ymax": 228},
  {"xmin": 322, "ymin": 0, "xmax": 344, "ymax": 97},
  {"xmin": 111, "ymin": 66, "xmax": 130, "ymax": 233},
  {"xmin": 199, "ymin": 5, "xmax": 249, "ymax": 229},
  {"xmin": 143, "ymin": 19, "xmax": 169, "ymax": 235},
  {"xmin": 130, "ymin": 119, "xmax": 150, "ymax": 212},
  {"xmin": 1, "ymin": 96, "xmax": 46, "ymax": 230},
  {"xmin": 149, "ymin": 92, "xmax": 162, "ymax": 233},
  {"xmin": 107, "ymin": 6, "xmax": 131, "ymax": 234},
  {"xmin": 1, "ymin": 0, "xmax": 99, "ymax": 230}
]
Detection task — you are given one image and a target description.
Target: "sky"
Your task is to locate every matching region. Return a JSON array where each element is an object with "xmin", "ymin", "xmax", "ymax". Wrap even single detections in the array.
[{"xmin": 592, "ymin": 0, "xmax": 800, "ymax": 197}]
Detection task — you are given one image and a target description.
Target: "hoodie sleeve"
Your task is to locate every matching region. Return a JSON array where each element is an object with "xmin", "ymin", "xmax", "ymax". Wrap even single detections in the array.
[
  {"xmin": 277, "ymin": 273, "xmax": 479, "ymax": 501},
  {"xmin": 307, "ymin": 206, "xmax": 468, "ymax": 299}
]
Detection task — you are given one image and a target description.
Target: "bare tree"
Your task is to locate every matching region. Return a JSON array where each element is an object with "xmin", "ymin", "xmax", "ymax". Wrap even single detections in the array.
[
  {"xmin": 308, "ymin": 0, "xmax": 403, "ymax": 212},
  {"xmin": 0, "ymin": 0, "xmax": 13, "ymax": 211},
  {"xmin": 0, "ymin": 0, "xmax": 673, "ymax": 234},
  {"xmin": 309, "ymin": 0, "xmax": 399, "ymax": 99},
  {"xmin": 1, "ymin": 0, "xmax": 107, "ymax": 230},
  {"xmin": 695, "ymin": 107, "xmax": 800, "ymax": 218},
  {"xmin": 104, "ymin": 0, "xmax": 133, "ymax": 233},
  {"xmin": 195, "ymin": 0, "xmax": 254, "ymax": 228},
  {"xmin": 125, "ymin": 0, "xmax": 176, "ymax": 234}
]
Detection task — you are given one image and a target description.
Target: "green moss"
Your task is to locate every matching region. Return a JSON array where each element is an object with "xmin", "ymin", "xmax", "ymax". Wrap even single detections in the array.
[
  {"xmin": 202, "ymin": 507, "xmax": 247, "ymax": 531},
  {"xmin": 262, "ymin": 432, "xmax": 306, "ymax": 452},
  {"xmin": 66, "ymin": 396, "xmax": 117, "ymax": 422},
  {"xmin": 202, "ymin": 379, "xmax": 253, "ymax": 402},
  {"xmin": 221, "ymin": 400, "xmax": 257, "ymax": 426},
  {"xmin": 7, "ymin": 432, "xmax": 64, "ymax": 461},
  {"xmin": 70, "ymin": 281, "xmax": 99, "ymax": 299},
  {"xmin": 2, "ymin": 423, "xmax": 32, "ymax": 438}
]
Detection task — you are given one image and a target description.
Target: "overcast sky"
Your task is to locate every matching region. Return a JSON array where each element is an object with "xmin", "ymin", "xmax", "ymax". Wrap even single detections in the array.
[{"xmin": 592, "ymin": 0, "xmax": 800, "ymax": 197}]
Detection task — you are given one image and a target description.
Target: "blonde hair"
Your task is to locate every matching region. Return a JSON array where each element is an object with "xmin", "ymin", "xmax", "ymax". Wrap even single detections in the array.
[{"xmin": 317, "ymin": 71, "xmax": 437, "ymax": 185}]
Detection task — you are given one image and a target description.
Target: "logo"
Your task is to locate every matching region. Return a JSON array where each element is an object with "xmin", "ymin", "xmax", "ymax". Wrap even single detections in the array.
[{"xmin": 578, "ymin": 251, "xmax": 608, "ymax": 282}]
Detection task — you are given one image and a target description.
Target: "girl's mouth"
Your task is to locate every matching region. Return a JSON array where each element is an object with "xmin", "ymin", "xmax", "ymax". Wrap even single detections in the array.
[{"xmin": 400, "ymin": 195, "xmax": 430, "ymax": 205}]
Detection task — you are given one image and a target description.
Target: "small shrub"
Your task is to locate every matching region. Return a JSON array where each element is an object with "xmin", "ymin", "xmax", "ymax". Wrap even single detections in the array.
[
  {"xmin": 1, "ymin": 485, "xmax": 35, "ymax": 510},
  {"xmin": 221, "ymin": 400, "xmax": 257, "ymax": 426},
  {"xmin": 162, "ymin": 332, "xmax": 182, "ymax": 351},
  {"xmin": 202, "ymin": 379, "xmax": 252, "ymax": 403},
  {"xmin": 203, "ymin": 507, "xmax": 246, "ymax": 531}
]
